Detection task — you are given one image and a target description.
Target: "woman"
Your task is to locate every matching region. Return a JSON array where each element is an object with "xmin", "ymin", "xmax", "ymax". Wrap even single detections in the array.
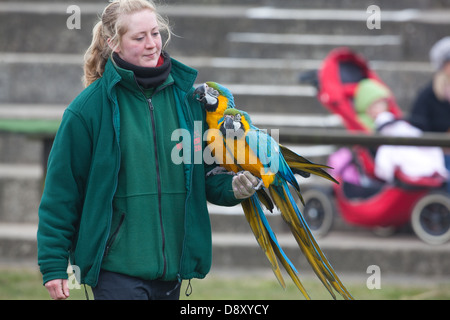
[
  {"xmin": 409, "ymin": 37, "xmax": 450, "ymax": 192},
  {"xmin": 38, "ymin": 0, "xmax": 259, "ymax": 300}
]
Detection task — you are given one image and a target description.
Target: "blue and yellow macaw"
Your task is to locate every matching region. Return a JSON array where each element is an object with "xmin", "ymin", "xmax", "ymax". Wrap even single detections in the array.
[{"xmin": 194, "ymin": 82, "xmax": 352, "ymax": 300}]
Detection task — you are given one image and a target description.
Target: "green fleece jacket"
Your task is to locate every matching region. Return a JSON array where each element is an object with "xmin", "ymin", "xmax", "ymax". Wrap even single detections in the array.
[
  {"xmin": 101, "ymin": 62, "xmax": 190, "ymax": 281},
  {"xmin": 37, "ymin": 58, "xmax": 240, "ymax": 287}
]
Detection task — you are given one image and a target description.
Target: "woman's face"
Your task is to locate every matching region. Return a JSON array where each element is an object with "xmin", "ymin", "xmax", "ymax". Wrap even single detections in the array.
[{"xmin": 114, "ymin": 9, "xmax": 162, "ymax": 68}]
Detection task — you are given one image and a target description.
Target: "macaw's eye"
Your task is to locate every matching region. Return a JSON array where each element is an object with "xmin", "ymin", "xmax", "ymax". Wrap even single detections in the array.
[
  {"xmin": 235, "ymin": 114, "xmax": 241, "ymax": 121},
  {"xmin": 207, "ymin": 87, "xmax": 219, "ymax": 98}
]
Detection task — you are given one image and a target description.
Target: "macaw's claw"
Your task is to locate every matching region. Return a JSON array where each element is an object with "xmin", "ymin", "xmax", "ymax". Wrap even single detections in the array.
[
  {"xmin": 206, "ymin": 166, "xmax": 235, "ymax": 177},
  {"xmin": 253, "ymin": 179, "xmax": 264, "ymax": 190}
]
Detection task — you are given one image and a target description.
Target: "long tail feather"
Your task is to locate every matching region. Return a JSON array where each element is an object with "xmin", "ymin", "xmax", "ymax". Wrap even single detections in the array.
[
  {"xmin": 280, "ymin": 144, "xmax": 339, "ymax": 184},
  {"xmin": 242, "ymin": 195, "xmax": 312, "ymax": 299},
  {"xmin": 268, "ymin": 185, "xmax": 336, "ymax": 298},
  {"xmin": 288, "ymin": 161, "xmax": 339, "ymax": 184},
  {"xmin": 269, "ymin": 182, "xmax": 353, "ymax": 300},
  {"xmin": 241, "ymin": 198, "xmax": 286, "ymax": 289},
  {"xmin": 269, "ymin": 237, "xmax": 311, "ymax": 300},
  {"xmin": 251, "ymin": 197, "xmax": 311, "ymax": 299},
  {"xmin": 256, "ymin": 188, "xmax": 274, "ymax": 212}
]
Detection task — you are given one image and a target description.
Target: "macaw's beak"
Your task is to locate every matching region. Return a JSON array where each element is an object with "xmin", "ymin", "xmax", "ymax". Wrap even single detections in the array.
[
  {"xmin": 193, "ymin": 83, "xmax": 207, "ymax": 102},
  {"xmin": 223, "ymin": 116, "xmax": 234, "ymax": 130},
  {"xmin": 221, "ymin": 116, "xmax": 245, "ymax": 139},
  {"xmin": 194, "ymin": 83, "xmax": 220, "ymax": 112}
]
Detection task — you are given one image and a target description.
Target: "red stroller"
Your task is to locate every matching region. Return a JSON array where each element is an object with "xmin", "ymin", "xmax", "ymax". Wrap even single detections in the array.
[{"xmin": 300, "ymin": 47, "xmax": 450, "ymax": 245}]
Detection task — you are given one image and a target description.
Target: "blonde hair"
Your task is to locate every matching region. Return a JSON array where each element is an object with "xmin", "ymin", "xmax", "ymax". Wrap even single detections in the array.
[{"xmin": 82, "ymin": 0, "xmax": 172, "ymax": 87}]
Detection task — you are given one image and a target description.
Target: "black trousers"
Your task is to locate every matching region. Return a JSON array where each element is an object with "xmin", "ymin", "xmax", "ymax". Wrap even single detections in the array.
[{"xmin": 92, "ymin": 270, "xmax": 181, "ymax": 300}]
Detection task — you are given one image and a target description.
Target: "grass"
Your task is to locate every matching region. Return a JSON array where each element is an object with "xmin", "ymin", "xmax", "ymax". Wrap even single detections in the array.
[
  {"xmin": 181, "ymin": 273, "xmax": 450, "ymax": 300},
  {"xmin": 1, "ymin": 266, "xmax": 450, "ymax": 300}
]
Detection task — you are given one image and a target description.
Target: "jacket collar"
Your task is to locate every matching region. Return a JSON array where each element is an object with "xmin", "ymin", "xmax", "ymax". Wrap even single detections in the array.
[
  {"xmin": 170, "ymin": 58, "xmax": 198, "ymax": 94},
  {"xmin": 112, "ymin": 61, "xmax": 174, "ymax": 96},
  {"xmin": 103, "ymin": 56, "xmax": 198, "ymax": 97}
]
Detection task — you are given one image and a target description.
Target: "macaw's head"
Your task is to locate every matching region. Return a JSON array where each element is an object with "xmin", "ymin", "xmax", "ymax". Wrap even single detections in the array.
[
  {"xmin": 220, "ymin": 108, "xmax": 245, "ymax": 139},
  {"xmin": 194, "ymin": 82, "xmax": 235, "ymax": 112}
]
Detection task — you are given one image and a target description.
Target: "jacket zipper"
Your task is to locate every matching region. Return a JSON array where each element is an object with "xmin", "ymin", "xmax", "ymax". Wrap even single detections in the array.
[
  {"xmin": 147, "ymin": 97, "xmax": 166, "ymax": 277},
  {"xmin": 178, "ymin": 92, "xmax": 195, "ymax": 279},
  {"xmin": 104, "ymin": 212, "xmax": 125, "ymax": 257}
]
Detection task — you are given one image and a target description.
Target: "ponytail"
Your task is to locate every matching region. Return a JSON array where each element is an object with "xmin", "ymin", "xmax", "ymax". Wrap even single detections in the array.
[{"xmin": 82, "ymin": 21, "xmax": 111, "ymax": 87}]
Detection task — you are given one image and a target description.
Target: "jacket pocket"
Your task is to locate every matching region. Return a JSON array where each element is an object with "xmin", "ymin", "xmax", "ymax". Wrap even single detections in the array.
[{"xmin": 104, "ymin": 212, "xmax": 125, "ymax": 257}]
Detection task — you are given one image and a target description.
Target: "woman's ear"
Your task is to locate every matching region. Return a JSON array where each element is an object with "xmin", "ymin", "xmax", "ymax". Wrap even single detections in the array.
[{"xmin": 107, "ymin": 38, "xmax": 120, "ymax": 53}]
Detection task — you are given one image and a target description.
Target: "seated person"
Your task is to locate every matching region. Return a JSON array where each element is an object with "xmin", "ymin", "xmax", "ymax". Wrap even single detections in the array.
[
  {"xmin": 354, "ymin": 79, "xmax": 448, "ymax": 184},
  {"xmin": 410, "ymin": 37, "xmax": 450, "ymax": 192}
]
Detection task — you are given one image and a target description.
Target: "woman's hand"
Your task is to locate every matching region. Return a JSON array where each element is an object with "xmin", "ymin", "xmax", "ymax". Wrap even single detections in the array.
[{"xmin": 44, "ymin": 279, "xmax": 70, "ymax": 300}]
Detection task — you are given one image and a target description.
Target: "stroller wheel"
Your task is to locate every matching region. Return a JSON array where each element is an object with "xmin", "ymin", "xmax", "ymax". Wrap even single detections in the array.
[
  {"xmin": 411, "ymin": 191, "xmax": 450, "ymax": 245},
  {"xmin": 302, "ymin": 188, "xmax": 334, "ymax": 238}
]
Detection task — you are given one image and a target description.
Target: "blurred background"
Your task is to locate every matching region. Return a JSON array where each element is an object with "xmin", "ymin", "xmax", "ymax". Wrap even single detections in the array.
[{"xmin": 0, "ymin": 0, "xmax": 450, "ymax": 299}]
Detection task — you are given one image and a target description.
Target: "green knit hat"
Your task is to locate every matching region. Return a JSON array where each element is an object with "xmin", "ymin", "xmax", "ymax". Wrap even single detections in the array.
[{"xmin": 354, "ymin": 79, "xmax": 391, "ymax": 130}]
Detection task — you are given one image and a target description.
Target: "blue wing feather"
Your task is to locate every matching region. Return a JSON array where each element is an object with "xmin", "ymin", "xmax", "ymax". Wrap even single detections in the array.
[
  {"xmin": 245, "ymin": 128, "xmax": 300, "ymax": 191},
  {"xmin": 249, "ymin": 195, "xmax": 298, "ymax": 273}
]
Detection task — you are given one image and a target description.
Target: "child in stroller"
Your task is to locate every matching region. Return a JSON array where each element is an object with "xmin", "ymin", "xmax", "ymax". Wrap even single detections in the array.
[{"xmin": 354, "ymin": 79, "xmax": 447, "ymax": 185}]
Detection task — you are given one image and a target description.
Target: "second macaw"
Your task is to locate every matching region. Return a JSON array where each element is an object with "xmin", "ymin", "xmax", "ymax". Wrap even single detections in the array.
[{"xmin": 194, "ymin": 82, "xmax": 352, "ymax": 300}]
